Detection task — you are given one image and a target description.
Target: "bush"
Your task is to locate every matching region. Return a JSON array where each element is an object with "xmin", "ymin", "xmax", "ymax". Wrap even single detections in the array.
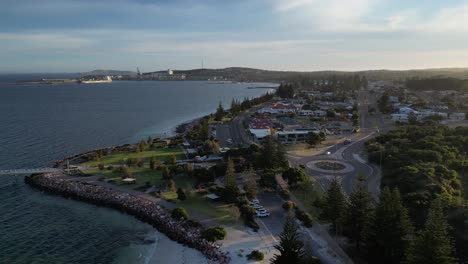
[
  {"xmin": 245, "ymin": 218, "xmax": 260, "ymax": 231},
  {"xmin": 98, "ymin": 164, "xmax": 104, "ymax": 170},
  {"xmin": 295, "ymin": 208, "xmax": 313, "ymax": 228},
  {"xmin": 177, "ymin": 188, "xmax": 186, "ymax": 201},
  {"xmin": 247, "ymin": 250, "xmax": 264, "ymax": 261},
  {"xmin": 171, "ymin": 207, "xmax": 189, "ymax": 220},
  {"xmin": 201, "ymin": 227, "xmax": 227, "ymax": 242},
  {"xmin": 282, "ymin": 201, "xmax": 296, "ymax": 211},
  {"xmin": 279, "ymin": 189, "xmax": 290, "ymax": 199}
]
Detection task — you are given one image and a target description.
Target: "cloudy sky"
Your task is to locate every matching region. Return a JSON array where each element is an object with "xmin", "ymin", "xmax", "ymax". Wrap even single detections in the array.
[{"xmin": 2, "ymin": 0, "xmax": 468, "ymax": 72}]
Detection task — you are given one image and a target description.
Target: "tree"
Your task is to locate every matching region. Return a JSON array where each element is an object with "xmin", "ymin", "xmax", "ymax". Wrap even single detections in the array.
[
  {"xmin": 275, "ymin": 141, "xmax": 289, "ymax": 169},
  {"xmin": 170, "ymin": 155, "xmax": 177, "ymax": 165},
  {"xmin": 149, "ymin": 156, "xmax": 156, "ymax": 170},
  {"xmin": 244, "ymin": 168, "xmax": 258, "ymax": 199},
  {"xmin": 407, "ymin": 199, "xmax": 457, "ymax": 264},
  {"xmin": 271, "ymin": 210, "xmax": 305, "ymax": 264},
  {"xmin": 119, "ymin": 165, "xmax": 132, "ymax": 179},
  {"xmin": 321, "ymin": 178, "xmax": 347, "ymax": 233},
  {"xmin": 223, "ymin": 158, "xmax": 240, "ymax": 203},
  {"xmin": 306, "ymin": 132, "xmax": 324, "ymax": 147},
  {"xmin": 199, "ymin": 119, "xmax": 209, "ymax": 141},
  {"xmin": 169, "ymin": 179, "xmax": 177, "ymax": 192},
  {"xmin": 177, "ymin": 187, "xmax": 187, "ymax": 201},
  {"xmin": 147, "ymin": 135, "xmax": 153, "ymax": 145},
  {"xmin": 282, "ymin": 167, "xmax": 307, "ymax": 186},
  {"xmin": 367, "ymin": 187, "xmax": 413, "ymax": 264},
  {"xmin": 162, "ymin": 166, "xmax": 173, "ymax": 180},
  {"xmin": 171, "ymin": 207, "xmax": 189, "ymax": 220},
  {"xmin": 215, "ymin": 101, "xmax": 225, "ymax": 121},
  {"xmin": 201, "ymin": 227, "xmax": 227, "ymax": 242},
  {"xmin": 258, "ymin": 136, "xmax": 276, "ymax": 168},
  {"xmin": 344, "ymin": 184, "xmax": 374, "ymax": 251}
]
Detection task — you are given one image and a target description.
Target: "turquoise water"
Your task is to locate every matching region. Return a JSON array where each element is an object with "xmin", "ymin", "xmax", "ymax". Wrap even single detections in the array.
[{"xmin": 0, "ymin": 79, "xmax": 275, "ymax": 263}]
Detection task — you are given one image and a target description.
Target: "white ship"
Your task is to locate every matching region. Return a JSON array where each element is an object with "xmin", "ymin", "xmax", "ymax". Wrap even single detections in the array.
[{"xmin": 80, "ymin": 76, "xmax": 112, "ymax": 84}]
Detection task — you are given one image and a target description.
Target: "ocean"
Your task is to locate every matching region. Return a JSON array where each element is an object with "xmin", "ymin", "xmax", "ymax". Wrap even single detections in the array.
[{"xmin": 0, "ymin": 76, "xmax": 275, "ymax": 264}]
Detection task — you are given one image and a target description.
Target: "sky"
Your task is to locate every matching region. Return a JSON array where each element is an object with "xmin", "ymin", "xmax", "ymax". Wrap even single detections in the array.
[{"xmin": 2, "ymin": 0, "xmax": 468, "ymax": 73}]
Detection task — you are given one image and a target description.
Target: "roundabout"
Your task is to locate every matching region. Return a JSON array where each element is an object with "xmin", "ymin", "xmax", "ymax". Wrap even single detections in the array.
[{"xmin": 306, "ymin": 159, "xmax": 354, "ymax": 174}]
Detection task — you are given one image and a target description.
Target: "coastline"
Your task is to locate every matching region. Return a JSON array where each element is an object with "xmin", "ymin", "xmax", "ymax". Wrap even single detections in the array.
[{"xmin": 25, "ymin": 173, "xmax": 229, "ymax": 263}]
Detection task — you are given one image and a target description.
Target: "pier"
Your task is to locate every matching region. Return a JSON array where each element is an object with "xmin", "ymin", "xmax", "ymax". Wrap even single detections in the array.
[{"xmin": 0, "ymin": 168, "xmax": 61, "ymax": 175}]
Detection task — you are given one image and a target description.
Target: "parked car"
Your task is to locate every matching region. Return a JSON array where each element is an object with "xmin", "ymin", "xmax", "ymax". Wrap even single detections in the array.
[
  {"xmin": 256, "ymin": 208, "xmax": 267, "ymax": 214},
  {"xmin": 249, "ymin": 199, "xmax": 259, "ymax": 205},
  {"xmin": 252, "ymin": 204, "xmax": 263, "ymax": 209},
  {"xmin": 257, "ymin": 212, "xmax": 270, "ymax": 217},
  {"xmin": 299, "ymin": 164, "xmax": 305, "ymax": 169}
]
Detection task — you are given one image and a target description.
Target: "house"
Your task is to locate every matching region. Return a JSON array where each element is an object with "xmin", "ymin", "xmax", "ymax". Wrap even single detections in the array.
[
  {"xmin": 398, "ymin": 106, "xmax": 416, "ymax": 114},
  {"xmin": 275, "ymin": 130, "xmax": 319, "ymax": 144},
  {"xmin": 389, "ymin": 96, "xmax": 399, "ymax": 103},
  {"xmin": 249, "ymin": 121, "xmax": 271, "ymax": 142},
  {"xmin": 391, "ymin": 113, "xmax": 409, "ymax": 122},
  {"xmin": 298, "ymin": 110, "xmax": 314, "ymax": 116},
  {"xmin": 313, "ymin": 110, "xmax": 327, "ymax": 117},
  {"xmin": 450, "ymin": 112, "xmax": 466, "ymax": 120}
]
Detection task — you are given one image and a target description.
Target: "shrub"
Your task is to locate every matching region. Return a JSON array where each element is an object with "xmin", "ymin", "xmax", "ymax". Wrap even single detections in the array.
[
  {"xmin": 171, "ymin": 207, "xmax": 189, "ymax": 220},
  {"xmin": 247, "ymin": 250, "xmax": 264, "ymax": 261},
  {"xmin": 177, "ymin": 188, "xmax": 187, "ymax": 201},
  {"xmin": 279, "ymin": 189, "xmax": 290, "ymax": 199},
  {"xmin": 295, "ymin": 208, "xmax": 313, "ymax": 228},
  {"xmin": 98, "ymin": 164, "xmax": 104, "ymax": 170},
  {"xmin": 245, "ymin": 218, "xmax": 259, "ymax": 231},
  {"xmin": 282, "ymin": 201, "xmax": 296, "ymax": 211},
  {"xmin": 201, "ymin": 227, "xmax": 227, "ymax": 242}
]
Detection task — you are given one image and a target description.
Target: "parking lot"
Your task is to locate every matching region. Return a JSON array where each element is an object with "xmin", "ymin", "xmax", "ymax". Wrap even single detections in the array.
[{"xmin": 255, "ymin": 192, "xmax": 287, "ymax": 237}]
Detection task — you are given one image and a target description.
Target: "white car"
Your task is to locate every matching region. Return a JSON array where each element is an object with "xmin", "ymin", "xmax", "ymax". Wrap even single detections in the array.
[
  {"xmin": 257, "ymin": 212, "xmax": 270, "ymax": 217},
  {"xmin": 256, "ymin": 208, "xmax": 267, "ymax": 214},
  {"xmin": 252, "ymin": 204, "xmax": 263, "ymax": 209},
  {"xmin": 249, "ymin": 199, "xmax": 259, "ymax": 204}
]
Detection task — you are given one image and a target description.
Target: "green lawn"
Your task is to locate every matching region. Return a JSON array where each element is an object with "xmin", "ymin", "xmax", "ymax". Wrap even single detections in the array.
[
  {"xmin": 178, "ymin": 194, "xmax": 240, "ymax": 226},
  {"xmin": 86, "ymin": 147, "xmax": 184, "ymax": 167},
  {"xmin": 83, "ymin": 147, "xmax": 186, "ymax": 190}
]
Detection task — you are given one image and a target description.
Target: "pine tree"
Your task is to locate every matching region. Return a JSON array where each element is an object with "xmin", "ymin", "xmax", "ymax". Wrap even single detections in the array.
[
  {"xmin": 345, "ymin": 184, "xmax": 374, "ymax": 252},
  {"xmin": 215, "ymin": 101, "xmax": 225, "ymax": 121},
  {"xmin": 259, "ymin": 136, "xmax": 276, "ymax": 169},
  {"xmin": 407, "ymin": 199, "xmax": 457, "ymax": 264},
  {"xmin": 321, "ymin": 178, "xmax": 347, "ymax": 234},
  {"xmin": 271, "ymin": 210, "xmax": 305, "ymax": 264},
  {"xmin": 223, "ymin": 158, "xmax": 240, "ymax": 203},
  {"xmin": 149, "ymin": 156, "xmax": 156, "ymax": 170},
  {"xmin": 244, "ymin": 168, "xmax": 257, "ymax": 199},
  {"xmin": 367, "ymin": 187, "xmax": 413, "ymax": 264},
  {"xmin": 275, "ymin": 141, "xmax": 288, "ymax": 169}
]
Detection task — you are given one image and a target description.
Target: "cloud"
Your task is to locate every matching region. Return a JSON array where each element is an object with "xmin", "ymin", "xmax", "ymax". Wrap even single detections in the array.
[{"xmin": 0, "ymin": 32, "xmax": 93, "ymax": 52}]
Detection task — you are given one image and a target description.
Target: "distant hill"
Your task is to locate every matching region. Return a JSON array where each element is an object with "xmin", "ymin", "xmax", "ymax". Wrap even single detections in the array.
[
  {"xmin": 146, "ymin": 67, "xmax": 468, "ymax": 81},
  {"xmin": 82, "ymin": 67, "xmax": 468, "ymax": 81},
  {"xmin": 80, "ymin": 69, "xmax": 137, "ymax": 76}
]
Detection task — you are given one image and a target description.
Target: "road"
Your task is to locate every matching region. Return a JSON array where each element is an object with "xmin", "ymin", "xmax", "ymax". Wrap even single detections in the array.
[
  {"xmin": 289, "ymin": 89, "xmax": 394, "ymax": 199},
  {"xmin": 215, "ymin": 110, "xmax": 255, "ymax": 148},
  {"xmin": 255, "ymin": 192, "xmax": 353, "ymax": 264}
]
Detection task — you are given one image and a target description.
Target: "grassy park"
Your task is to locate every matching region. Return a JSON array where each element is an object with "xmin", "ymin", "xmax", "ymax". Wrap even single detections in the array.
[{"xmin": 83, "ymin": 147, "xmax": 186, "ymax": 190}]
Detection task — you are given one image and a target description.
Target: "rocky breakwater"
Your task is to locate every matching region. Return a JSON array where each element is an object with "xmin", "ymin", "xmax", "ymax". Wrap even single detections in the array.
[{"xmin": 25, "ymin": 173, "xmax": 230, "ymax": 264}]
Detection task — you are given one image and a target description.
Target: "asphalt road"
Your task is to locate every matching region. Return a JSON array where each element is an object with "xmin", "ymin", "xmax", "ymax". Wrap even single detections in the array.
[
  {"xmin": 289, "ymin": 89, "xmax": 394, "ymax": 200},
  {"xmin": 215, "ymin": 111, "xmax": 255, "ymax": 148}
]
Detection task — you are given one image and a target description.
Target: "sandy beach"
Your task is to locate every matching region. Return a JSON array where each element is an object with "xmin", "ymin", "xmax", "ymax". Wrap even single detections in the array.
[{"xmin": 221, "ymin": 227, "xmax": 278, "ymax": 264}]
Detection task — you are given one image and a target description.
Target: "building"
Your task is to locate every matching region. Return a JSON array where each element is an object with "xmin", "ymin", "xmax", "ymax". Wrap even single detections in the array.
[
  {"xmin": 391, "ymin": 113, "xmax": 409, "ymax": 122},
  {"xmin": 276, "ymin": 130, "xmax": 309, "ymax": 144},
  {"xmin": 450, "ymin": 112, "xmax": 466, "ymax": 120},
  {"xmin": 249, "ymin": 121, "xmax": 271, "ymax": 143},
  {"xmin": 298, "ymin": 110, "xmax": 314, "ymax": 116},
  {"xmin": 398, "ymin": 106, "xmax": 417, "ymax": 114}
]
